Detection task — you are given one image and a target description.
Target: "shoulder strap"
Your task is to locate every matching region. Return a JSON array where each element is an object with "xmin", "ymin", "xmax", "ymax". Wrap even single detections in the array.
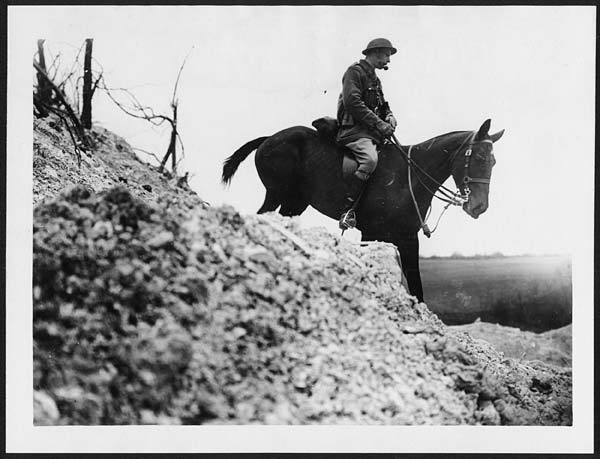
[{"xmin": 357, "ymin": 60, "xmax": 373, "ymax": 74}]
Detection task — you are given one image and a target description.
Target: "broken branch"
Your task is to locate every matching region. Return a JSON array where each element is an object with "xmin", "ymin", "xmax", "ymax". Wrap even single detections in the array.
[{"xmin": 33, "ymin": 60, "xmax": 88, "ymax": 146}]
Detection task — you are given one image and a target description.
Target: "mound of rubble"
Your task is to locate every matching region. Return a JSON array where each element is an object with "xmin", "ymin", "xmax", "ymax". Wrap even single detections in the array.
[{"xmin": 32, "ymin": 114, "xmax": 572, "ymax": 425}]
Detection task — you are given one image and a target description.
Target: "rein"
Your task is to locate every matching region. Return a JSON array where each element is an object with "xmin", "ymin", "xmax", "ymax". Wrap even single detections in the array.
[
  {"xmin": 390, "ymin": 131, "xmax": 490, "ymax": 238},
  {"xmin": 405, "ymin": 144, "xmax": 432, "ymax": 237},
  {"xmin": 406, "ymin": 143, "xmax": 460, "ymax": 237},
  {"xmin": 392, "ymin": 134, "xmax": 466, "ymax": 205}
]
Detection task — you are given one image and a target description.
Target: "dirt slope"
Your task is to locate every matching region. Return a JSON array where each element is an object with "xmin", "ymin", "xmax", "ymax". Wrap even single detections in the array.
[
  {"xmin": 32, "ymin": 114, "xmax": 572, "ymax": 425},
  {"xmin": 449, "ymin": 321, "xmax": 572, "ymax": 367}
]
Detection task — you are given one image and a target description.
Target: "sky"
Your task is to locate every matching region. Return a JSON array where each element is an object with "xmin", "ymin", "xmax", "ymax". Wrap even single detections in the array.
[
  {"xmin": 5, "ymin": 5, "xmax": 596, "ymax": 453},
  {"xmin": 15, "ymin": 5, "xmax": 595, "ymax": 256}
]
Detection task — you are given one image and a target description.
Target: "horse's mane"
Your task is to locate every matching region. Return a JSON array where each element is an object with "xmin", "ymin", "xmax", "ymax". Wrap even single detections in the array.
[{"xmin": 410, "ymin": 130, "xmax": 470, "ymax": 149}]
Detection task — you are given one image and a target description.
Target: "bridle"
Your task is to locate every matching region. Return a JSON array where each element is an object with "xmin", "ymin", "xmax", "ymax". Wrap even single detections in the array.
[
  {"xmin": 452, "ymin": 132, "xmax": 493, "ymax": 201},
  {"xmin": 389, "ymin": 131, "xmax": 493, "ymax": 237}
]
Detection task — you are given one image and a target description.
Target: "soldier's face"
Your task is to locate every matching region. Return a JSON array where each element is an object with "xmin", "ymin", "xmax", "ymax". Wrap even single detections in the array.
[{"xmin": 374, "ymin": 49, "xmax": 392, "ymax": 69}]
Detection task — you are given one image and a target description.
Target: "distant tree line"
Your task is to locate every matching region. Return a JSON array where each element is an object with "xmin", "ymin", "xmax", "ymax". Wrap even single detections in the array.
[
  {"xmin": 422, "ymin": 252, "xmax": 506, "ymax": 260},
  {"xmin": 422, "ymin": 252, "xmax": 568, "ymax": 260}
]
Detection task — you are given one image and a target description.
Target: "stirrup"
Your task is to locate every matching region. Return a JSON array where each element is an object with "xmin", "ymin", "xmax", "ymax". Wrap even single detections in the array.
[{"xmin": 339, "ymin": 209, "xmax": 357, "ymax": 230}]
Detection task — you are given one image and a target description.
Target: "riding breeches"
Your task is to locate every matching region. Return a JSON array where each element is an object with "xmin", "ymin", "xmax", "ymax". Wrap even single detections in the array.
[{"xmin": 345, "ymin": 138, "xmax": 379, "ymax": 181}]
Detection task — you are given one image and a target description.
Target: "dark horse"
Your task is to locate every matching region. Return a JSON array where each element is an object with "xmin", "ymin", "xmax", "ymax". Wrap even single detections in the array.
[{"xmin": 222, "ymin": 119, "xmax": 504, "ymax": 302}]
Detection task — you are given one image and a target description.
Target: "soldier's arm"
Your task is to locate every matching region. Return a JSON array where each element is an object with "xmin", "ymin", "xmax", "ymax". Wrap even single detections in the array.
[
  {"xmin": 342, "ymin": 67, "xmax": 389, "ymax": 132},
  {"xmin": 384, "ymin": 101, "xmax": 393, "ymax": 119}
]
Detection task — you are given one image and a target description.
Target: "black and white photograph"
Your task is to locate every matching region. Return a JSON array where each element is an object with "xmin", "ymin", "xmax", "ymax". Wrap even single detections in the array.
[{"xmin": 5, "ymin": 4, "xmax": 595, "ymax": 454}]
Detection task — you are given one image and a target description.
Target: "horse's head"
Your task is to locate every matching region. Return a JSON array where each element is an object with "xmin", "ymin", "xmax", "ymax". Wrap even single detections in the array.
[{"xmin": 450, "ymin": 119, "xmax": 504, "ymax": 219}]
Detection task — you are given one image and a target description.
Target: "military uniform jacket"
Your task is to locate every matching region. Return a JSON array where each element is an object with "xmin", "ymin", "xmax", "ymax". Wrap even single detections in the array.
[{"xmin": 336, "ymin": 59, "xmax": 393, "ymax": 146}]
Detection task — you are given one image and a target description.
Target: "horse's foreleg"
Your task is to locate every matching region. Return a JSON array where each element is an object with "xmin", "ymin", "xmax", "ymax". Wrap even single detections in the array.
[{"xmin": 395, "ymin": 234, "xmax": 424, "ymax": 303}]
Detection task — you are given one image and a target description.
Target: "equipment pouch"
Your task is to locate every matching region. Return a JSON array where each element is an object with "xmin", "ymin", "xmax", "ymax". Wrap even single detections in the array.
[{"xmin": 364, "ymin": 87, "xmax": 379, "ymax": 111}]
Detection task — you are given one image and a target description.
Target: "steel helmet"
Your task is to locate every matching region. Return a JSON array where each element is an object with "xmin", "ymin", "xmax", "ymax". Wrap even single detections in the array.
[{"xmin": 362, "ymin": 38, "xmax": 397, "ymax": 56}]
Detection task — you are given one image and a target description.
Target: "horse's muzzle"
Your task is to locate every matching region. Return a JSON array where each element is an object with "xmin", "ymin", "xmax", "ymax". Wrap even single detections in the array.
[{"xmin": 464, "ymin": 201, "xmax": 488, "ymax": 219}]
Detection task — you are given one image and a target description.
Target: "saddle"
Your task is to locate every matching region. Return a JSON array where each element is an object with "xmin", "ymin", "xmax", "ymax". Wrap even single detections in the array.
[{"xmin": 311, "ymin": 116, "xmax": 358, "ymax": 180}]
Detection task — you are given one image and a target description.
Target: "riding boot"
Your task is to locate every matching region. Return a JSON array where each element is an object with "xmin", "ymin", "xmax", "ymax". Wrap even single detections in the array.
[{"xmin": 339, "ymin": 174, "xmax": 367, "ymax": 230}]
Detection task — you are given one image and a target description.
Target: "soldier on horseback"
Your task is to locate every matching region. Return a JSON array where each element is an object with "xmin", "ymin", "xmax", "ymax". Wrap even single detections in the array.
[{"xmin": 337, "ymin": 38, "xmax": 398, "ymax": 230}]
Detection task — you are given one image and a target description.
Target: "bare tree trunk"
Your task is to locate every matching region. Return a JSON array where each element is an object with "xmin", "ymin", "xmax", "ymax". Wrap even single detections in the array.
[
  {"xmin": 80, "ymin": 38, "xmax": 94, "ymax": 129},
  {"xmin": 35, "ymin": 39, "xmax": 52, "ymax": 116},
  {"xmin": 171, "ymin": 104, "xmax": 178, "ymax": 173},
  {"xmin": 160, "ymin": 103, "xmax": 178, "ymax": 173}
]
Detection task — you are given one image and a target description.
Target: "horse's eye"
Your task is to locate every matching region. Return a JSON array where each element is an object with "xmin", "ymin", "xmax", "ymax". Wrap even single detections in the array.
[{"xmin": 475, "ymin": 152, "xmax": 494, "ymax": 163}]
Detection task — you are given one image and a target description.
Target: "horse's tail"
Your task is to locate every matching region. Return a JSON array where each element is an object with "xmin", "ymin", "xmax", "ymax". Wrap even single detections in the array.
[{"xmin": 221, "ymin": 136, "xmax": 269, "ymax": 185}]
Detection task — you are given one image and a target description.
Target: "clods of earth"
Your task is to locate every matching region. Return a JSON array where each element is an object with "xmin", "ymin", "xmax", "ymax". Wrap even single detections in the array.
[{"xmin": 32, "ymin": 114, "xmax": 572, "ymax": 425}]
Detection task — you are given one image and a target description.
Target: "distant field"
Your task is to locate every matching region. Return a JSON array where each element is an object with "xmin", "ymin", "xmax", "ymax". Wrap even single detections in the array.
[{"xmin": 420, "ymin": 255, "xmax": 572, "ymax": 332}]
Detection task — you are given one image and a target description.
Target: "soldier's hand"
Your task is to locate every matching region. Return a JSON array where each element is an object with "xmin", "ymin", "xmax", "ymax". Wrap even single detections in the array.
[
  {"xmin": 386, "ymin": 114, "xmax": 398, "ymax": 130},
  {"xmin": 378, "ymin": 121, "xmax": 395, "ymax": 137}
]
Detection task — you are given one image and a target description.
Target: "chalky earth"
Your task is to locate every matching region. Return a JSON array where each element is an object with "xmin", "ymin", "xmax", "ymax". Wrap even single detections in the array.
[{"xmin": 33, "ymin": 115, "xmax": 572, "ymax": 425}]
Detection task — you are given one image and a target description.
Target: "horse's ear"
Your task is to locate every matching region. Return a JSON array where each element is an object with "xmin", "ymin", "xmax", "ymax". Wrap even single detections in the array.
[
  {"xmin": 476, "ymin": 119, "xmax": 491, "ymax": 140},
  {"xmin": 490, "ymin": 129, "xmax": 505, "ymax": 143}
]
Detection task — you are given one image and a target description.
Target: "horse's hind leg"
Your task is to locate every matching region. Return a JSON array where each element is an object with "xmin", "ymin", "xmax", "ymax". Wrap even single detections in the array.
[
  {"xmin": 257, "ymin": 188, "xmax": 280, "ymax": 214},
  {"xmin": 279, "ymin": 197, "xmax": 309, "ymax": 217}
]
